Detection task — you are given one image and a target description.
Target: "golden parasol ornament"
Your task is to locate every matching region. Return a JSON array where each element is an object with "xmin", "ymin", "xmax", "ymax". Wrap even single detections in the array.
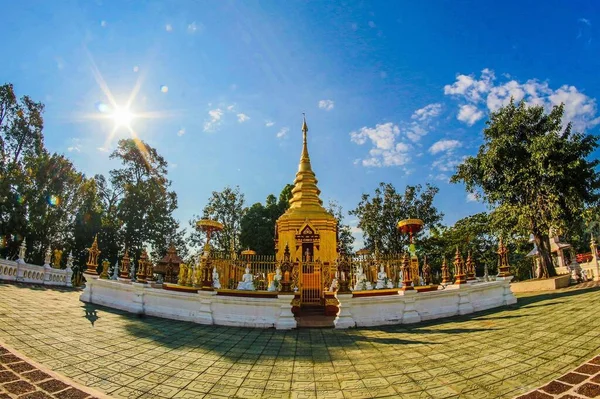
[{"xmin": 196, "ymin": 219, "xmax": 224, "ymax": 251}]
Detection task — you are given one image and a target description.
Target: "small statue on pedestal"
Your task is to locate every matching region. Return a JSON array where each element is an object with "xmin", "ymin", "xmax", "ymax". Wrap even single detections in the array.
[
  {"xmin": 44, "ymin": 247, "xmax": 52, "ymax": 267},
  {"xmin": 212, "ymin": 267, "xmax": 221, "ymax": 289},
  {"xmin": 375, "ymin": 265, "xmax": 393, "ymax": 289},
  {"xmin": 268, "ymin": 267, "xmax": 282, "ymax": 292},
  {"xmin": 53, "ymin": 249, "xmax": 63, "ymax": 269},
  {"xmin": 422, "ymin": 257, "xmax": 432, "ymax": 285},
  {"xmin": 178, "ymin": 263, "xmax": 187, "ymax": 285},
  {"xmin": 66, "ymin": 251, "xmax": 74, "ymax": 272},
  {"xmin": 237, "ymin": 266, "xmax": 255, "ymax": 290},
  {"xmin": 130, "ymin": 262, "xmax": 136, "ymax": 281},
  {"xmin": 329, "ymin": 277, "xmax": 338, "ymax": 292},
  {"xmin": 353, "ymin": 265, "xmax": 372, "ymax": 291},
  {"xmin": 100, "ymin": 260, "xmax": 110, "ymax": 279},
  {"xmin": 111, "ymin": 261, "xmax": 119, "ymax": 280},
  {"xmin": 17, "ymin": 239, "xmax": 27, "ymax": 264}
]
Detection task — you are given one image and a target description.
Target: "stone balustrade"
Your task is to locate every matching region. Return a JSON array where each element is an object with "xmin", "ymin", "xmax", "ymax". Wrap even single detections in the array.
[
  {"xmin": 0, "ymin": 258, "xmax": 73, "ymax": 287},
  {"xmin": 80, "ymin": 272, "xmax": 517, "ymax": 329}
]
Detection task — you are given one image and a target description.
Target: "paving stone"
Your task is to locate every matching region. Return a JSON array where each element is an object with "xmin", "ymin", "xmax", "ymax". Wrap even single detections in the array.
[
  {"xmin": 575, "ymin": 382, "xmax": 600, "ymax": 398},
  {"xmin": 3, "ymin": 379, "xmax": 36, "ymax": 395},
  {"xmin": 558, "ymin": 372, "xmax": 590, "ymax": 385},
  {"xmin": 0, "ymin": 282, "xmax": 600, "ymax": 399},
  {"xmin": 540, "ymin": 380, "xmax": 572, "ymax": 395}
]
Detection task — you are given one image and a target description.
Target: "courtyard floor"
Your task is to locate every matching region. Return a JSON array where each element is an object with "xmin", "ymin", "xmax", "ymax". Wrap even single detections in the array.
[{"xmin": 0, "ymin": 282, "xmax": 599, "ymax": 399}]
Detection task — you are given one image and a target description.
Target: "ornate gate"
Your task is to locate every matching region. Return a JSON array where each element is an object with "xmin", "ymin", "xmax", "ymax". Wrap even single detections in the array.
[{"xmin": 299, "ymin": 259, "xmax": 324, "ymax": 305}]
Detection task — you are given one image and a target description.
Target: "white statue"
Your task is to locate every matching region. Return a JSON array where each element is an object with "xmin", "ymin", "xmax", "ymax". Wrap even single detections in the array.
[
  {"xmin": 130, "ymin": 262, "xmax": 136, "ymax": 281},
  {"xmin": 353, "ymin": 265, "xmax": 372, "ymax": 291},
  {"xmin": 397, "ymin": 269, "xmax": 404, "ymax": 288},
  {"xmin": 44, "ymin": 247, "xmax": 52, "ymax": 266},
  {"xmin": 581, "ymin": 269, "xmax": 589, "ymax": 282},
  {"xmin": 375, "ymin": 265, "xmax": 394, "ymax": 289},
  {"xmin": 66, "ymin": 251, "xmax": 73, "ymax": 272},
  {"xmin": 268, "ymin": 267, "xmax": 282, "ymax": 292},
  {"xmin": 212, "ymin": 267, "xmax": 221, "ymax": 289},
  {"xmin": 237, "ymin": 266, "xmax": 255, "ymax": 290},
  {"xmin": 18, "ymin": 239, "xmax": 27, "ymax": 263},
  {"xmin": 329, "ymin": 278, "xmax": 338, "ymax": 292},
  {"xmin": 111, "ymin": 261, "xmax": 119, "ymax": 280}
]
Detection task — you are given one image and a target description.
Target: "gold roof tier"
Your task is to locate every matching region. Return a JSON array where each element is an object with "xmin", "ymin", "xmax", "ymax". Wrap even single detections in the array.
[{"xmin": 284, "ymin": 116, "xmax": 333, "ymax": 219}]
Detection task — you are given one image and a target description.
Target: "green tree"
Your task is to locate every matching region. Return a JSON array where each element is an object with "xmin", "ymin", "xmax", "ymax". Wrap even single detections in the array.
[
  {"xmin": 350, "ymin": 183, "xmax": 443, "ymax": 254},
  {"xmin": 194, "ymin": 186, "xmax": 246, "ymax": 253},
  {"xmin": 0, "ymin": 83, "xmax": 45, "ymax": 258},
  {"xmin": 326, "ymin": 200, "xmax": 355, "ymax": 255},
  {"xmin": 109, "ymin": 138, "xmax": 182, "ymax": 261},
  {"xmin": 452, "ymin": 100, "xmax": 600, "ymax": 278},
  {"xmin": 238, "ymin": 184, "xmax": 295, "ymax": 255}
]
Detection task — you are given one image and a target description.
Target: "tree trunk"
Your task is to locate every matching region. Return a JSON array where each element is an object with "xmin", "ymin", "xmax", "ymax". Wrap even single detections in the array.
[{"xmin": 533, "ymin": 233, "xmax": 556, "ymax": 278}]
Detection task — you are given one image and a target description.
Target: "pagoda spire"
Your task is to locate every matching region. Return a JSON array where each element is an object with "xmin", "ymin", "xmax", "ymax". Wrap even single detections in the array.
[{"xmin": 288, "ymin": 114, "xmax": 324, "ymax": 209}]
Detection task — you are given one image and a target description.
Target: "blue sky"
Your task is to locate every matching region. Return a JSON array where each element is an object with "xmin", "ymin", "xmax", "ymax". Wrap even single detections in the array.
[{"xmin": 2, "ymin": 1, "xmax": 599, "ymax": 249}]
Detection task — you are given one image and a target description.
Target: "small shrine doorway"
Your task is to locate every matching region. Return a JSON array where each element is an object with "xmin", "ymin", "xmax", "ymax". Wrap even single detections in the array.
[{"xmin": 296, "ymin": 225, "xmax": 324, "ymax": 306}]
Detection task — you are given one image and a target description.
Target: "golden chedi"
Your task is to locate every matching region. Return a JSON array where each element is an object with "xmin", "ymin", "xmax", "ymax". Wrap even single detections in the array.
[{"xmin": 275, "ymin": 116, "xmax": 337, "ymax": 264}]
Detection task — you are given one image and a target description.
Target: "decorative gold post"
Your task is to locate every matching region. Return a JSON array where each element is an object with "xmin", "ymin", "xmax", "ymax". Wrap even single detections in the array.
[
  {"xmin": 401, "ymin": 252, "xmax": 413, "ymax": 290},
  {"xmin": 441, "ymin": 257, "xmax": 452, "ymax": 284},
  {"xmin": 137, "ymin": 250, "xmax": 149, "ymax": 283},
  {"xmin": 453, "ymin": 247, "xmax": 467, "ymax": 285},
  {"xmin": 497, "ymin": 238, "xmax": 512, "ymax": 277},
  {"xmin": 84, "ymin": 235, "xmax": 101, "ymax": 275},
  {"xmin": 120, "ymin": 248, "xmax": 131, "ymax": 279},
  {"xmin": 146, "ymin": 259, "xmax": 155, "ymax": 283},
  {"xmin": 466, "ymin": 251, "xmax": 476, "ymax": 281},
  {"xmin": 422, "ymin": 255, "xmax": 431, "ymax": 285}
]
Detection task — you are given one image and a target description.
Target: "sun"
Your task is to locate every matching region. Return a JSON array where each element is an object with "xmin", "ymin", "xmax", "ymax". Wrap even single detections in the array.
[{"xmin": 111, "ymin": 106, "xmax": 135, "ymax": 128}]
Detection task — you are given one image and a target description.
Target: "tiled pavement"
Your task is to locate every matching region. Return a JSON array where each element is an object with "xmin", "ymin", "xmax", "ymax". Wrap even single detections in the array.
[
  {"xmin": 0, "ymin": 283, "xmax": 599, "ymax": 399},
  {"xmin": 0, "ymin": 344, "xmax": 106, "ymax": 399},
  {"xmin": 516, "ymin": 355, "xmax": 600, "ymax": 399}
]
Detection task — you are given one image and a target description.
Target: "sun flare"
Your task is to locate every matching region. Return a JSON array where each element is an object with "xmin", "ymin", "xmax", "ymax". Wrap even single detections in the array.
[{"xmin": 111, "ymin": 106, "xmax": 135, "ymax": 128}]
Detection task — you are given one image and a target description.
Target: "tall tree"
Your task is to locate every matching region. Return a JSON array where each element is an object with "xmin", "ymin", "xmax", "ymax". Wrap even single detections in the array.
[
  {"xmin": 238, "ymin": 184, "xmax": 295, "ymax": 255},
  {"xmin": 194, "ymin": 186, "xmax": 246, "ymax": 253},
  {"xmin": 452, "ymin": 100, "xmax": 600, "ymax": 278},
  {"xmin": 109, "ymin": 138, "xmax": 182, "ymax": 261},
  {"xmin": 326, "ymin": 200, "xmax": 355, "ymax": 255},
  {"xmin": 350, "ymin": 183, "xmax": 443, "ymax": 254}
]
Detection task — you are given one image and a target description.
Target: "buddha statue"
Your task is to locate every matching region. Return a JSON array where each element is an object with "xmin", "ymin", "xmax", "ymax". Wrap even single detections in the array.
[
  {"xmin": 375, "ymin": 265, "xmax": 394, "ymax": 289},
  {"xmin": 353, "ymin": 265, "xmax": 372, "ymax": 291},
  {"xmin": 268, "ymin": 267, "xmax": 282, "ymax": 292},
  {"xmin": 329, "ymin": 277, "xmax": 338, "ymax": 292},
  {"xmin": 397, "ymin": 269, "xmax": 404, "ymax": 288},
  {"xmin": 237, "ymin": 266, "xmax": 255, "ymax": 290},
  {"xmin": 111, "ymin": 261, "xmax": 119, "ymax": 280},
  {"xmin": 53, "ymin": 249, "xmax": 63, "ymax": 269},
  {"xmin": 212, "ymin": 267, "xmax": 221, "ymax": 289},
  {"xmin": 177, "ymin": 263, "xmax": 187, "ymax": 285}
]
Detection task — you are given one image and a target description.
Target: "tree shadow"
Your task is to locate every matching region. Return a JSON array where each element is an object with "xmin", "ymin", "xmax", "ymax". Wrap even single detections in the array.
[
  {"xmin": 76, "ymin": 284, "xmax": 600, "ymax": 363},
  {"xmin": 1, "ymin": 281, "xmax": 82, "ymax": 294}
]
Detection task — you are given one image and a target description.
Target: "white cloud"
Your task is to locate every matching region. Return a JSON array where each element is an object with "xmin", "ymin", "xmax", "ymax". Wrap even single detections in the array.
[
  {"xmin": 457, "ymin": 104, "xmax": 484, "ymax": 126},
  {"xmin": 226, "ymin": 105, "xmax": 235, "ymax": 111},
  {"xmin": 100, "ymin": 20, "xmax": 107, "ymax": 28},
  {"xmin": 165, "ymin": 24, "xmax": 173, "ymax": 32},
  {"xmin": 276, "ymin": 127, "xmax": 289, "ymax": 139},
  {"xmin": 429, "ymin": 139, "xmax": 462, "ymax": 155},
  {"xmin": 67, "ymin": 145, "xmax": 80, "ymax": 152},
  {"xmin": 318, "ymin": 99, "xmax": 335, "ymax": 111},
  {"xmin": 466, "ymin": 193, "xmax": 478, "ymax": 202},
  {"xmin": 368, "ymin": 21, "xmax": 376, "ymax": 28},
  {"xmin": 579, "ymin": 18, "xmax": 591, "ymax": 26},
  {"xmin": 203, "ymin": 108, "xmax": 223, "ymax": 132},
  {"xmin": 445, "ymin": 68, "xmax": 600, "ymax": 131},
  {"xmin": 187, "ymin": 22, "xmax": 203, "ymax": 33},
  {"xmin": 265, "ymin": 120, "xmax": 275, "ymax": 127},
  {"xmin": 97, "ymin": 147, "xmax": 109, "ymax": 153},
  {"xmin": 237, "ymin": 113, "xmax": 250, "ymax": 123},
  {"xmin": 412, "ymin": 103, "xmax": 442, "ymax": 121},
  {"xmin": 350, "ymin": 123, "xmax": 411, "ymax": 167},
  {"xmin": 170, "ymin": 163, "xmax": 178, "ymax": 169},
  {"xmin": 177, "ymin": 128, "xmax": 186, "ymax": 136}
]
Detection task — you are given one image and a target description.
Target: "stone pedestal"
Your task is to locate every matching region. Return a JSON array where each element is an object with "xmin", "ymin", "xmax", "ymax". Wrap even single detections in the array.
[
  {"xmin": 399, "ymin": 290, "xmax": 421, "ymax": 324},
  {"xmin": 275, "ymin": 294, "xmax": 297, "ymax": 330},
  {"xmin": 334, "ymin": 293, "xmax": 355, "ymax": 329},
  {"xmin": 496, "ymin": 276, "xmax": 517, "ymax": 305},
  {"xmin": 197, "ymin": 291, "xmax": 215, "ymax": 325}
]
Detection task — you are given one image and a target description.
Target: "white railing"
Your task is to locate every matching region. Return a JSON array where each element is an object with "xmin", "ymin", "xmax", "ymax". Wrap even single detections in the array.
[{"xmin": 0, "ymin": 258, "xmax": 73, "ymax": 287}]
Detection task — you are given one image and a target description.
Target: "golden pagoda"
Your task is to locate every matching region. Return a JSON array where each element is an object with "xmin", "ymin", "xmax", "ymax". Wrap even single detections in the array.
[{"xmin": 275, "ymin": 116, "xmax": 338, "ymax": 264}]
